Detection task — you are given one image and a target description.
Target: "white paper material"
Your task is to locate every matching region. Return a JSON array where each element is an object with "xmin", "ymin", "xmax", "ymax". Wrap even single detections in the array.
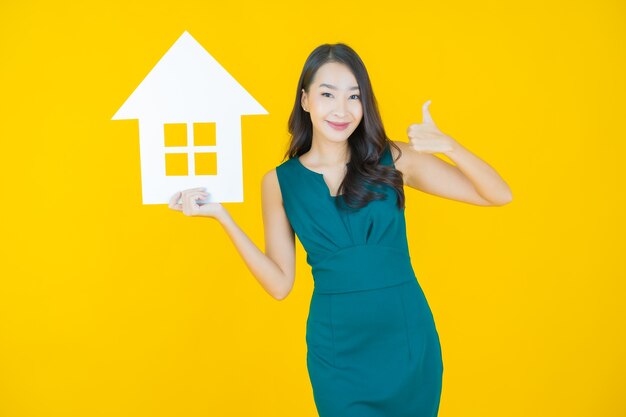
[{"xmin": 112, "ymin": 30, "xmax": 268, "ymax": 205}]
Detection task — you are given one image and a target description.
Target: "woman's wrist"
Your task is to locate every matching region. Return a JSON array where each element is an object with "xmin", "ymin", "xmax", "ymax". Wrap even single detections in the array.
[{"xmin": 213, "ymin": 205, "xmax": 231, "ymax": 224}]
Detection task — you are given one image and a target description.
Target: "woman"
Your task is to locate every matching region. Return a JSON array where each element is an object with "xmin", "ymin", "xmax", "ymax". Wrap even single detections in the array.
[{"xmin": 169, "ymin": 43, "xmax": 512, "ymax": 417}]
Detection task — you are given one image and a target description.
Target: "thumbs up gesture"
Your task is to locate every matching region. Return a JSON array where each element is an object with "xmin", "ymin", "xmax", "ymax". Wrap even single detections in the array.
[{"xmin": 406, "ymin": 100, "xmax": 457, "ymax": 154}]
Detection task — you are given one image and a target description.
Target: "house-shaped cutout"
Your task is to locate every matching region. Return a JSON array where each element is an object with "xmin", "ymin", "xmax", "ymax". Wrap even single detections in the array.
[{"xmin": 112, "ymin": 30, "xmax": 268, "ymax": 205}]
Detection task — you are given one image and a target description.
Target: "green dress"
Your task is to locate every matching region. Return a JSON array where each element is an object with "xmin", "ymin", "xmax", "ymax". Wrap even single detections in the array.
[{"xmin": 275, "ymin": 143, "xmax": 444, "ymax": 417}]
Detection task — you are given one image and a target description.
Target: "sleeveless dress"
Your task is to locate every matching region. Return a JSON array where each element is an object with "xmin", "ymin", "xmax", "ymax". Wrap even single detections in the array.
[{"xmin": 275, "ymin": 144, "xmax": 444, "ymax": 417}]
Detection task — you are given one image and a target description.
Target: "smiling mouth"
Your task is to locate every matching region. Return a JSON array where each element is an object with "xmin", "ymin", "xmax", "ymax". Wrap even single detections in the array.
[{"xmin": 327, "ymin": 121, "xmax": 350, "ymax": 128}]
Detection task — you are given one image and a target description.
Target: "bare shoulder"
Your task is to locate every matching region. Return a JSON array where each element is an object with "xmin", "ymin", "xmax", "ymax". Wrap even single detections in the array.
[
  {"xmin": 261, "ymin": 167, "xmax": 292, "ymax": 235},
  {"xmin": 262, "ymin": 168, "xmax": 283, "ymax": 204},
  {"xmin": 387, "ymin": 140, "xmax": 414, "ymax": 183}
]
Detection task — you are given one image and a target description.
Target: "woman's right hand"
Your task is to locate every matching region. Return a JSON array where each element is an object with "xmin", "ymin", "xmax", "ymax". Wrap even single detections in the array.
[{"xmin": 168, "ymin": 187, "xmax": 226, "ymax": 220}]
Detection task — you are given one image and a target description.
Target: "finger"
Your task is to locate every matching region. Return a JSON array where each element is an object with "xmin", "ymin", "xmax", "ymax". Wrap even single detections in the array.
[
  {"xmin": 169, "ymin": 196, "xmax": 183, "ymax": 211},
  {"xmin": 184, "ymin": 191, "xmax": 205, "ymax": 210},
  {"xmin": 168, "ymin": 191, "xmax": 182, "ymax": 208},
  {"xmin": 187, "ymin": 191, "xmax": 207, "ymax": 200},
  {"xmin": 422, "ymin": 100, "xmax": 435, "ymax": 126}
]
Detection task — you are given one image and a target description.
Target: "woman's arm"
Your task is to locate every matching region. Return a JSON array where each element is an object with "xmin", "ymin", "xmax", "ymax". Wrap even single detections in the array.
[
  {"xmin": 216, "ymin": 170, "xmax": 296, "ymax": 300},
  {"xmin": 391, "ymin": 100, "xmax": 513, "ymax": 206},
  {"xmin": 391, "ymin": 140, "xmax": 513, "ymax": 206},
  {"xmin": 170, "ymin": 172, "xmax": 296, "ymax": 301}
]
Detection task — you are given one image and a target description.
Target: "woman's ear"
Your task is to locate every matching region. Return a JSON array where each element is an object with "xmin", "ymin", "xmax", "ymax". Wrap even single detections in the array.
[{"xmin": 301, "ymin": 89, "xmax": 309, "ymax": 112}]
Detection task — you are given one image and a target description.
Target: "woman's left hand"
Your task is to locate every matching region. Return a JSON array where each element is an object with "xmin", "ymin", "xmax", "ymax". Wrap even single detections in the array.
[{"xmin": 406, "ymin": 100, "xmax": 458, "ymax": 154}]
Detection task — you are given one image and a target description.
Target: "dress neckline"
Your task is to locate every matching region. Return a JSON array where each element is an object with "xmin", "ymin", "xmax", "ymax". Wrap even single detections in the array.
[{"xmin": 294, "ymin": 156, "xmax": 344, "ymax": 199}]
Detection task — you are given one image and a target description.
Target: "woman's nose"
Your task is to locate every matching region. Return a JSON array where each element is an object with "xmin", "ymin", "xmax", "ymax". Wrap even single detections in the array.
[{"xmin": 333, "ymin": 100, "xmax": 347, "ymax": 117}]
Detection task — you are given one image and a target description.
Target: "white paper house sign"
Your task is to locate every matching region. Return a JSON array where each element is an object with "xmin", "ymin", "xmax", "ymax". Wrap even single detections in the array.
[{"xmin": 112, "ymin": 31, "xmax": 268, "ymax": 205}]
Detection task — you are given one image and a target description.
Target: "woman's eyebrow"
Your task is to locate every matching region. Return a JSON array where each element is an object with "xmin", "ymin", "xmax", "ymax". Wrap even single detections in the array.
[{"xmin": 318, "ymin": 83, "xmax": 360, "ymax": 91}]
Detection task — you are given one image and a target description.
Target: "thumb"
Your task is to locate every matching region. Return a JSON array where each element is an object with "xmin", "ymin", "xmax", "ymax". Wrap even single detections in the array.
[{"xmin": 422, "ymin": 100, "xmax": 435, "ymax": 125}]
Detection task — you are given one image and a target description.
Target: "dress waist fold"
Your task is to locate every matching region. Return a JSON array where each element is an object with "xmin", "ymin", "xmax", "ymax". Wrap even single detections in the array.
[{"xmin": 311, "ymin": 245, "xmax": 416, "ymax": 294}]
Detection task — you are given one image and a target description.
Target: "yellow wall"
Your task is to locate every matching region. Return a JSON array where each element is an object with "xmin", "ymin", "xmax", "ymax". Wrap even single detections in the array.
[{"xmin": 1, "ymin": 1, "xmax": 624, "ymax": 416}]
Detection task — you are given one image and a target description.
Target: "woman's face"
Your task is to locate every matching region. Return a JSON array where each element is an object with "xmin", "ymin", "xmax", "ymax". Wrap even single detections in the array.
[{"xmin": 301, "ymin": 62, "xmax": 363, "ymax": 144}]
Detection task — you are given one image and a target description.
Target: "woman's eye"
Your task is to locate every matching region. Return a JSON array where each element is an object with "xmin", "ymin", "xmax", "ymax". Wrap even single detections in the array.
[{"xmin": 320, "ymin": 92, "xmax": 359, "ymax": 99}]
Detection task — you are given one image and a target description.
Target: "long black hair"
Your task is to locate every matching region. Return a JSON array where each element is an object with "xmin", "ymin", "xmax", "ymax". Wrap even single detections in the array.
[{"xmin": 284, "ymin": 43, "xmax": 405, "ymax": 210}]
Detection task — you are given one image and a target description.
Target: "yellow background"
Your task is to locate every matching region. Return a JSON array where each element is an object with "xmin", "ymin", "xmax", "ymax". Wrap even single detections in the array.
[{"xmin": 1, "ymin": 1, "xmax": 625, "ymax": 416}]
